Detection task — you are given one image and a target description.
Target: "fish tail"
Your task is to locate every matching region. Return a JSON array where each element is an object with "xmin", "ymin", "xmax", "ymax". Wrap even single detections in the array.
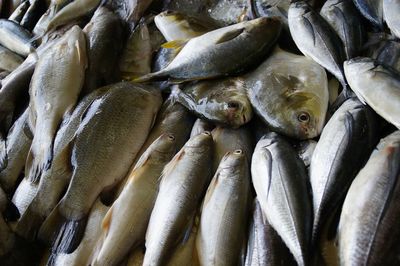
[
  {"xmin": 26, "ymin": 142, "xmax": 53, "ymax": 183},
  {"xmin": 39, "ymin": 203, "xmax": 87, "ymax": 254},
  {"xmin": 14, "ymin": 202, "xmax": 45, "ymax": 241}
]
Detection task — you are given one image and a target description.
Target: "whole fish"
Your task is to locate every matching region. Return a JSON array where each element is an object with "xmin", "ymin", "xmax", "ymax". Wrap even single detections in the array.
[
  {"xmin": 14, "ymin": 86, "xmax": 110, "ymax": 240},
  {"xmin": 211, "ymin": 126, "xmax": 253, "ymax": 172},
  {"xmin": 245, "ymin": 198, "xmax": 297, "ymax": 266},
  {"xmin": 196, "ymin": 149, "xmax": 250, "ymax": 266},
  {"xmin": 82, "ymin": 7, "xmax": 123, "ymax": 95},
  {"xmin": 44, "ymin": 0, "xmax": 101, "ymax": 33},
  {"xmin": 0, "ymin": 53, "xmax": 36, "ymax": 140},
  {"xmin": 246, "ymin": 47, "xmax": 329, "ymax": 140},
  {"xmin": 143, "ymin": 132, "xmax": 213, "ymax": 266},
  {"xmin": 251, "ymin": 133, "xmax": 312, "ymax": 266},
  {"xmin": 38, "ymin": 82, "xmax": 162, "ymax": 253},
  {"xmin": 135, "ymin": 17, "xmax": 282, "ymax": 82},
  {"xmin": 119, "ymin": 19, "xmax": 152, "ymax": 81},
  {"xmin": 288, "ymin": 1, "xmax": 347, "ymax": 89},
  {"xmin": 320, "ymin": 0, "xmax": 365, "ymax": 59},
  {"xmin": 172, "ymin": 78, "xmax": 253, "ymax": 128},
  {"xmin": 0, "ymin": 19, "xmax": 36, "ymax": 57},
  {"xmin": 92, "ymin": 134, "xmax": 177, "ymax": 266},
  {"xmin": 190, "ymin": 118, "xmax": 214, "ymax": 138},
  {"xmin": 310, "ymin": 97, "xmax": 379, "ymax": 243},
  {"xmin": 8, "ymin": 0, "xmax": 30, "ymax": 23},
  {"xmin": 383, "ymin": 0, "xmax": 400, "ymax": 39},
  {"xmin": 26, "ymin": 25, "xmax": 87, "ymax": 183},
  {"xmin": 0, "ymin": 109, "xmax": 32, "ymax": 194},
  {"xmin": 338, "ymin": 130, "xmax": 400, "ymax": 265},
  {"xmin": 352, "ymin": 0, "xmax": 384, "ymax": 29},
  {"xmin": 344, "ymin": 57, "xmax": 400, "ymax": 129},
  {"xmin": 154, "ymin": 10, "xmax": 217, "ymax": 41},
  {"xmin": 0, "ymin": 45, "xmax": 24, "ymax": 72},
  {"xmin": 53, "ymin": 200, "xmax": 109, "ymax": 266}
]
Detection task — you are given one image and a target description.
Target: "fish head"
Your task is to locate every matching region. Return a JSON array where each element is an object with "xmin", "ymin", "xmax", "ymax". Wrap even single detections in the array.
[
  {"xmin": 247, "ymin": 16, "xmax": 283, "ymax": 37},
  {"xmin": 185, "ymin": 131, "xmax": 214, "ymax": 154},
  {"xmin": 217, "ymin": 149, "xmax": 247, "ymax": 177},
  {"xmin": 154, "ymin": 133, "xmax": 178, "ymax": 156},
  {"xmin": 343, "ymin": 57, "xmax": 376, "ymax": 77}
]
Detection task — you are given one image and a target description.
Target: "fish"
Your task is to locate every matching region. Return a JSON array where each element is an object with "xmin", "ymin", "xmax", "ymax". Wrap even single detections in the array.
[
  {"xmin": 135, "ymin": 17, "xmax": 282, "ymax": 82},
  {"xmin": 371, "ymin": 39, "xmax": 400, "ymax": 72},
  {"xmin": 44, "ymin": 0, "xmax": 102, "ymax": 34},
  {"xmin": 0, "ymin": 53, "xmax": 36, "ymax": 140},
  {"xmin": 172, "ymin": 78, "xmax": 253, "ymax": 128},
  {"xmin": 26, "ymin": 25, "xmax": 87, "ymax": 183},
  {"xmin": 352, "ymin": 0, "xmax": 384, "ymax": 29},
  {"xmin": 344, "ymin": 57, "xmax": 400, "ymax": 129},
  {"xmin": 251, "ymin": 132, "xmax": 312, "ymax": 266},
  {"xmin": 383, "ymin": 0, "xmax": 400, "ymax": 39},
  {"xmin": 11, "ymin": 177, "xmax": 39, "ymax": 218},
  {"xmin": 125, "ymin": 248, "xmax": 145, "ymax": 266},
  {"xmin": 93, "ymin": 134, "xmax": 177, "ymax": 266},
  {"xmin": 196, "ymin": 149, "xmax": 250, "ymax": 266},
  {"xmin": 82, "ymin": 6, "xmax": 123, "ymax": 94},
  {"xmin": 119, "ymin": 19, "xmax": 152, "ymax": 81},
  {"xmin": 0, "ymin": 108, "xmax": 33, "ymax": 194},
  {"xmin": 0, "ymin": 45, "xmax": 24, "ymax": 72},
  {"xmin": 107, "ymin": 0, "xmax": 153, "ymax": 24},
  {"xmin": 320, "ymin": 0, "xmax": 365, "ymax": 59},
  {"xmin": 211, "ymin": 126, "xmax": 253, "ymax": 172},
  {"xmin": 53, "ymin": 200, "xmax": 109, "ymax": 266},
  {"xmin": 294, "ymin": 139, "xmax": 317, "ymax": 169},
  {"xmin": 245, "ymin": 198, "xmax": 297, "ymax": 266},
  {"xmin": 38, "ymin": 82, "xmax": 162, "ymax": 253},
  {"xmin": 8, "ymin": 0, "xmax": 30, "ymax": 23},
  {"xmin": 245, "ymin": 46, "xmax": 329, "ymax": 140},
  {"xmin": 190, "ymin": 118, "xmax": 214, "ymax": 138},
  {"xmin": 20, "ymin": 0, "xmax": 46, "ymax": 31},
  {"xmin": 338, "ymin": 130, "xmax": 400, "ymax": 265},
  {"xmin": 288, "ymin": 1, "xmax": 347, "ymax": 89},
  {"xmin": 0, "ymin": 19, "xmax": 36, "ymax": 57},
  {"xmin": 154, "ymin": 10, "xmax": 217, "ymax": 41},
  {"xmin": 143, "ymin": 132, "xmax": 213, "ymax": 266},
  {"xmin": 249, "ymin": 0, "xmax": 291, "ymax": 28},
  {"xmin": 310, "ymin": 97, "xmax": 379, "ymax": 243},
  {"xmin": 14, "ymin": 86, "xmax": 110, "ymax": 240}
]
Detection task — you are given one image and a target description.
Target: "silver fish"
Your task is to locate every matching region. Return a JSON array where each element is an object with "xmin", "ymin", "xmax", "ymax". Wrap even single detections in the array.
[
  {"xmin": 344, "ymin": 57, "xmax": 400, "ymax": 129},
  {"xmin": 294, "ymin": 139, "xmax": 317, "ymax": 169},
  {"xmin": 0, "ymin": 45, "xmax": 24, "ymax": 72},
  {"xmin": 338, "ymin": 130, "xmax": 400, "ymax": 265},
  {"xmin": 288, "ymin": 1, "xmax": 347, "ymax": 88},
  {"xmin": 135, "ymin": 17, "xmax": 282, "ymax": 82},
  {"xmin": 143, "ymin": 132, "xmax": 213, "ymax": 266},
  {"xmin": 383, "ymin": 0, "xmax": 400, "ymax": 39},
  {"xmin": 352, "ymin": 0, "xmax": 384, "ymax": 29},
  {"xmin": 8, "ymin": 0, "xmax": 30, "ymax": 23},
  {"xmin": 0, "ymin": 19, "xmax": 36, "ymax": 57},
  {"xmin": 190, "ymin": 118, "xmax": 214, "ymax": 138},
  {"xmin": 320, "ymin": 0, "xmax": 365, "ymax": 59},
  {"xmin": 310, "ymin": 97, "xmax": 379, "ymax": 243},
  {"xmin": 196, "ymin": 149, "xmax": 250, "ymax": 266},
  {"xmin": 251, "ymin": 132, "xmax": 312, "ymax": 266}
]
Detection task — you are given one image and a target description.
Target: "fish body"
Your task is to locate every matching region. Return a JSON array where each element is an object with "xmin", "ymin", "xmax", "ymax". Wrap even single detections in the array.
[
  {"xmin": 82, "ymin": 7, "xmax": 123, "ymax": 94},
  {"xmin": 26, "ymin": 25, "xmax": 87, "ymax": 183},
  {"xmin": 196, "ymin": 149, "xmax": 250, "ymax": 266},
  {"xmin": 251, "ymin": 132, "xmax": 312, "ymax": 266},
  {"xmin": 0, "ymin": 19, "xmax": 35, "ymax": 57},
  {"xmin": 344, "ymin": 57, "xmax": 400, "ymax": 129},
  {"xmin": 93, "ymin": 134, "xmax": 177, "ymax": 266},
  {"xmin": 39, "ymin": 82, "xmax": 161, "ymax": 252},
  {"xmin": 173, "ymin": 78, "xmax": 253, "ymax": 128},
  {"xmin": 143, "ymin": 132, "xmax": 213, "ymax": 266},
  {"xmin": 8, "ymin": 0, "xmax": 30, "ymax": 23},
  {"xmin": 190, "ymin": 118, "xmax": 214, "ymax": 138},
  {"xmin": 246, "ymin": 47, "xmax": 329, "ymax": 140},
  {"xmin": 383, "ymin": 0, "xmax": 400, "ymax": 39},
  {"xmin": 352, "ymin": 0, "xmax": 384, "ymax": 28},
  {"xmin": 320, "ymin": 0, "xmax": 365, "ymax": 59},
  {"xmin": 310, "ymin": 97, "xmax": 379, "ymax": 242},
  {"xmin": 371, "ymin": 39, "xmax": 400, "ymax": 72},
  {"xmin": 338, "ymin": 130, "xmax": 400, "ymax": 265},
  {"xmin": 136, "ymin": 17, "xmax": 282, "ymax": 82},
  {"xmin": 288, "ymin": 1, "xmax": 347, "ymax": 88}
]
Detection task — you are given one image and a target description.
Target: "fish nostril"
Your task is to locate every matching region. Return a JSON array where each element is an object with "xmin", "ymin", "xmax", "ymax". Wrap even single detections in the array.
[
  {"xmin": 234, "ymin": 149, "xmax": 243, "ymax": 155},
  {"xmin": 203, "ymin": 131, "xmax": 211, "ymax": 136},
  {"xmin": 167, "ymin": 134, "xmax": 175, "ymax": 141}
]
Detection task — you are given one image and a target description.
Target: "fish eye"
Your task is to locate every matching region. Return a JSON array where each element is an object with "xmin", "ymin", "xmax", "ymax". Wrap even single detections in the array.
[
  {"xmin": 298, "ymin": 112, "xmax": 310, "ymax": 123},
  {"xmin": 227, "ymin": 101, "xmax": 240, "ymax": 109}
]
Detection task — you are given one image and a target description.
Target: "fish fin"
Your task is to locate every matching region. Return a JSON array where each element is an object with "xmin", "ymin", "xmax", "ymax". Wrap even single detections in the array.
[
  {"xmin": 23, "ymin": 120, "xmax": 34, "ymax": 140},
  {"xmin": 14, "ymin": 203, "xmax": 44, "ymax": 241},
  {"xmin": 75, "ymin": 39, "xmax": 87, "ymax": 69},
  {"xmin": 159, "ymin": 149, "xmax": 185, "ymax": 184},
  {"xmin": 133, "ymin": 71, "xmax": 166, "ymax": 82},
  {"xmin": 101, "ymin": 206, "xmax": 113, "ymax": 236},
  {"xmin": 215, "ymin": 28, "xmax": 244, "ymax": 44},
  {"xmin": 161, "ymin": 39, "xmax": 187, "ymax": 53},
  {"xmin": 26, "ymin": 143, "xmax": 53, "ymax": 183},
  {"xmin": 38, "ymin": 202, "xmax": 66, "ymax": 245}
]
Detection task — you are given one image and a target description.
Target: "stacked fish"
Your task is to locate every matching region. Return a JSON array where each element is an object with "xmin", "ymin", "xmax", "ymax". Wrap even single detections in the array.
[{"xmin": 0, "ymin": 0, "xmax": 399, "ymax": 265}]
